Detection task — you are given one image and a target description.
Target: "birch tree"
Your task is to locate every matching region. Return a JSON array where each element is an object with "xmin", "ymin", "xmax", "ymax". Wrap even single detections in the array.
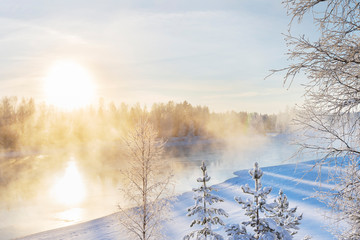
[
  {"xmin": 118, "ymin": 119, "xmax": 173, "ymax": 240},
  {"xmin": 273, "ymin": 0, "xmax": 360, "ymax": 163},
  {"xmin": 319, "ymin": 157, "xmax": 360, "ymax": 240},
  {"xmin": 270, "ymin": 0, "xmax": 360, "ymax": 237}
]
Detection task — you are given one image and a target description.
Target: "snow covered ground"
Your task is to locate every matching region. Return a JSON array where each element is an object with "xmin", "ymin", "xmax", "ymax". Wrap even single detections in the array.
[{"xmin": 19, "ymin": 159, "xmax": 336, "ymax": 240}]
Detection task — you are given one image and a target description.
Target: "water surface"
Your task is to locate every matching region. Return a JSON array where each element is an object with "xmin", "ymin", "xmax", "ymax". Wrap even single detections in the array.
[{"xmin": 0, "ymin": 133, "xmax": 309, "ymax": 239}]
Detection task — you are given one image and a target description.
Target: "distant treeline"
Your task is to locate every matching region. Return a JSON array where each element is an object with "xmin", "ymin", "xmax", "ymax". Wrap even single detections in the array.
[{"xmin": 0, "ymin": 97, "xmax": 292, "ymax": 151}]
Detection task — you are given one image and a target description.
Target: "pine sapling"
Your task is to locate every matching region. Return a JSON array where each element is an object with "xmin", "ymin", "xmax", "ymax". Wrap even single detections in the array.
[
  {"xmin": 227, "ymin": 162, "xmax": 302, "ymax": 240},
  {"xmin": 184, "ymin": 161, "xmax": 228, "ymax": 240},
  {"xmin": 266, "ymin": 189, "xmax": 302, "ymax": 236}
]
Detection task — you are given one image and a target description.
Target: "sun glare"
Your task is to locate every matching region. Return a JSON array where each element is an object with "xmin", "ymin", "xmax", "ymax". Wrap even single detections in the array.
[
  {"xmin": 44, "ymin": 60, "xmax": 96, "ymax": 110},
  {"xmin": 51, "ymin": 160, "xmax": 86, "ymax": 206},
  {"xmin": 55, "ymin": 207, "xmax": 84, "ymax": 223}
]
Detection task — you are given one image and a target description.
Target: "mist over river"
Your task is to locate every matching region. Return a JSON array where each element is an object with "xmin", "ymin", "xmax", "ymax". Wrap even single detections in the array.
[{"xmin": 0, "ymin": 133, "xmax": 312, "ymax": 240}]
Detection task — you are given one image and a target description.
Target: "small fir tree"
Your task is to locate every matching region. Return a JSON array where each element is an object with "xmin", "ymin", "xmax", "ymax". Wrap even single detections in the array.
[
  {"xmin": 227, "ymin": 162, "xmax": 302, "ymax": 240},
  {"xmin": 225, "ymin": 224, "xmax": 252, "ymax": 240},
  {"xmin": 184, "ymin": 161, "xmax": 228, "ymax": 240},
  {"xmin": 266, "ymin": 190, "xmax": 302, "ymax": 236}
]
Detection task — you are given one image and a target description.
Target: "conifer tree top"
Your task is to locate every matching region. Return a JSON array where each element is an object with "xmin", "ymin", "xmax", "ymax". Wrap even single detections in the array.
[
  {"xmin": 201, "ymin": 161, "xmax": 207, "ymax": 172},
  {"xmin": 197, "ymin": 161, "xmax": 211, "ymax": 183},
  {"xmin": 249, "ymin": 162, "xmax": 263, "ymax": 180}
]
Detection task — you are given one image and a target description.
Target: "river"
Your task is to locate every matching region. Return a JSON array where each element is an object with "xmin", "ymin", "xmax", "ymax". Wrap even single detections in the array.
[{"xmin": 0, "ymin": 133, "xmax": 311, "ymax": 239}]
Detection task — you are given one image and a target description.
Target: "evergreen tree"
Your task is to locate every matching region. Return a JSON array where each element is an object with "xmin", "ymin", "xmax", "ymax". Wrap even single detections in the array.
[
  {"xmin": 227, "ymin": 162, "xmax": 302, "ymax": 240},
  {"xmin": 184, "ymin": 161, "xmax": 228, "ymax": 240},
  {"xmin": 266, "ymin": 190, "xmax": 302, "ymax": 236},
  {"xmin": 225, "ymin": 224, "xmax": 252, "ymax": 240}
]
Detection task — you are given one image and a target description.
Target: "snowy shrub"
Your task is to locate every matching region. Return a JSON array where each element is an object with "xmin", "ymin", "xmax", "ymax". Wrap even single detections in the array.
[{"xmin": 184, "ymin": 161, "xmax": 228, "ymax": 240}]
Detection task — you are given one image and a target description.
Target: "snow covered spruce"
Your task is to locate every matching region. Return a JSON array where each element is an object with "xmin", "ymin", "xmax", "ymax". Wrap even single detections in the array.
[
  {"xmin": 226, "ymin": 162, "xmax": 303, "ymax": 240},
  {"xmin": 184, "ymin": 161, "xmax": 229, "ymax": 240}
]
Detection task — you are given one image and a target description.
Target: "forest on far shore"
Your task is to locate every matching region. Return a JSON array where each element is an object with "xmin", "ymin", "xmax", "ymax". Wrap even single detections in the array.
[{"xmin": 0, "ymin": 96, "xmax": 292, "ymax": 151}]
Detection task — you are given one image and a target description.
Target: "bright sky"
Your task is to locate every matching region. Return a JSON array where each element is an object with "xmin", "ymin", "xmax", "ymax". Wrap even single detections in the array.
[{"xmin": 0, "ymin": 0, "xmax": 313, "ymax": 113}]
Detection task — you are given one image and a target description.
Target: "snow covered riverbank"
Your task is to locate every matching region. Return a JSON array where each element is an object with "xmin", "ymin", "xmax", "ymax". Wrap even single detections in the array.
[{"xmin": 19, "ymin": 160, "xmax": 335, "ymax": 240}]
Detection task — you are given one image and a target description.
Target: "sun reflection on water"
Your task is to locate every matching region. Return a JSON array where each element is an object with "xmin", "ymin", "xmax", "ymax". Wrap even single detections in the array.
[
  {"xmin": 54, "ymin": 207, "xmax": 84, "ymax": 223},
  {"xmin": 50, "ymin": 159, "xmax": 86, "ymax": 206}
]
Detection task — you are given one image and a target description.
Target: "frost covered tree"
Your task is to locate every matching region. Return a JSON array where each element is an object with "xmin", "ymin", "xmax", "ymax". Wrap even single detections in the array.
[
  {"xmin": 184, "ymin": 161, "xmax": 228, "ymax": 240},
  {"xmin": 271, "ymin": 0, "xmax": 360, "ymax": 162},
  {"xmin": 319, "ymin": 158, "xmax": 360, "ymax": 240},
  {"xmin": 266, "ymin": 190, "xmax": 302, "ymax": 236},
  {"xmin": 229, "ymin": 162, "xmax": 280, "ymax": 240},
  {"xmin": 270, "ymin": 0, "xmax": 360, "ymax": 238},
  {"xmin": 225, "ymin": 224, "xmax": 252, "ymax": 240},
  {"xmin": 227, "ymin": 163, "xmax": 302, "ymax": 240},
  {"xmin": 118, "ymin": 119, "xmax": 173, "ymax": 240}
]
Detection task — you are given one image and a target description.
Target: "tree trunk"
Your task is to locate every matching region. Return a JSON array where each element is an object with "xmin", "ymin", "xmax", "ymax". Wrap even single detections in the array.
[{"xmin": 255, "ymin": 177, "xmax": 259, "ymax": 239}]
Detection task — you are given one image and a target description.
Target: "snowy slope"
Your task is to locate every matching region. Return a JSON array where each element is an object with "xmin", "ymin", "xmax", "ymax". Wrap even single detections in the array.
[{"xmin": 19, "ymin": 160, "xmax": 336, "ymax": 240}]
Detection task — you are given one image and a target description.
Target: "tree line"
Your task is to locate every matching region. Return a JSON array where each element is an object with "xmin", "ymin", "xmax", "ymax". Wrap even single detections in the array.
[{"xmin": 0, "ymin": 97, "xmax": 292, "ymax": 151}]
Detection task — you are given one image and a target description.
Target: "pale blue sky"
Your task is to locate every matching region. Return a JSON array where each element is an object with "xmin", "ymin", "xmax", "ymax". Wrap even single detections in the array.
[{"xmin": 0, "ymin": 0, "xmax": 314, "ymax": 113}]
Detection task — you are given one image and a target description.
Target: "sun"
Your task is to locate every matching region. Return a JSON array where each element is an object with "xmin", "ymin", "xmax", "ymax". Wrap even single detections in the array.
[
  {"xmin": 51, "ymin": 160, "xmax": 86, "ymax": 206},
  {"xmin": 44, "ymin": 60, "xmax": 96, "ymax": 110}
]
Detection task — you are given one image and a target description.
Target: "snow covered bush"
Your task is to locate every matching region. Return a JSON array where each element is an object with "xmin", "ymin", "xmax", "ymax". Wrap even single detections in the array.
[
  {"xmin": 226, "ymin": 162, "xmax": 302, "ymax": 240},
  {"xmin": 184, "ymin": 161, "xmax": 228, "ymax": 240}
]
